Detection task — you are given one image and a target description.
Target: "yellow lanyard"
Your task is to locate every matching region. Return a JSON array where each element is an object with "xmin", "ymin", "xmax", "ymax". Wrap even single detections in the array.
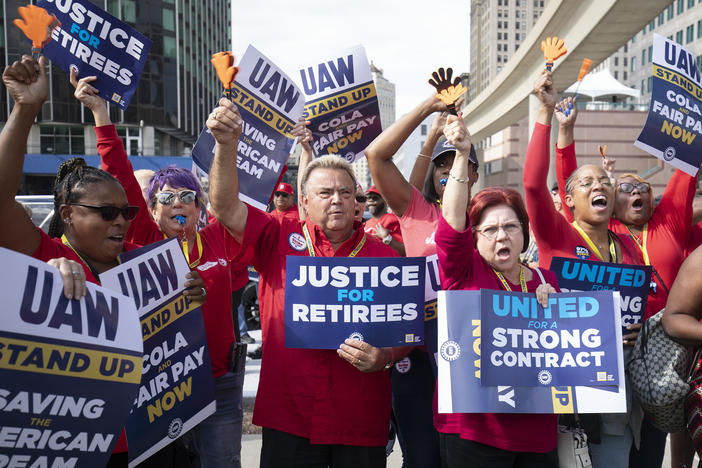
[
  {"xmin": 492, "ymin": 266, "xmax": 527, "ymax": 292},
  {"xmin": 572, "ymin": 221, "xmax": 617, "ymax": 263},
  {"xmin": 626, "ymin": 223, "xmax": 650, "ymax": 266},
  {"xmin": 61, "ymin": 234, "xmax": 104, "ymax": 281},
  {"xmin": 302, "ymin": 223, "xmax": 365, "ymax": 257},
  {"xmin": 163, "ymin": 231, "xmax": 203, "ymax": 267}
]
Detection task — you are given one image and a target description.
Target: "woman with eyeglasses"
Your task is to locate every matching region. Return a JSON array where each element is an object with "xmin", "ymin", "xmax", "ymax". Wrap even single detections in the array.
[
  {"xmin": 524, "ymin": 70, "xmax": 644, "ymax": 468},
  {"xmin": 436, "ymin": 113, "xmax": 560, "ymax": 467},
  {"xmin": 552, "ymin": 96, "xmax": 697, "ymax": 468},
  {"xmin": 70, "ymin": 70, "xmax": 243, "ymax": 467}
]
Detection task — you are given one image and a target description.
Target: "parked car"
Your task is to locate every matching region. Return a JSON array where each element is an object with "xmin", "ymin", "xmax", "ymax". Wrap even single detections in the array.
[{"xmin": 16, "ymin": 195, "xmax": 54, "ymax": 232}]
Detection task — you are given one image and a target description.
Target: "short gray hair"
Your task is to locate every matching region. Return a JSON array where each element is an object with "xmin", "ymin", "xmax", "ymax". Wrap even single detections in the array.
[{"xmin": 300, "ymin": 155, "xmax": 358, "ymax": 195}]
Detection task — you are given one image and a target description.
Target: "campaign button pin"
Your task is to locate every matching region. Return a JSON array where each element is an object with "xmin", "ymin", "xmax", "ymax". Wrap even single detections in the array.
[
  {"xmin": 289, "ymin": 233, "xmax": 306, "ymax": 251},
  {"xmin": 395, "ymin": 356, "xmax": 411, "ymax": 374}
]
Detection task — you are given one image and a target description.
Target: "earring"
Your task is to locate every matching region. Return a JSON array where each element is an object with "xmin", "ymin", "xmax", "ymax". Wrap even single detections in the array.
[{"xmin": 63, "ymin": 218, "xmax": 71, "ymax": 225}]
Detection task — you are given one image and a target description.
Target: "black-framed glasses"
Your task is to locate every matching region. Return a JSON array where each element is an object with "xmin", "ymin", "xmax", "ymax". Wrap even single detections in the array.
[
  {"xmin": 618, "ymin": 182, "xmax": 650, "ymax": 193},
  {"xmin": 475, "ymin": 222, "xmax": 522, "ymax": 241},
  {"xmin": 71, "ymin": 203, "xmax": 139, "ymax": 221},
  {"xmin": 355, "ymin": 195, "xmax": 367, "ymax": 203},
  {"xmin": 156, "ymin": 190, "xmax": 197, "ymax": 205}
]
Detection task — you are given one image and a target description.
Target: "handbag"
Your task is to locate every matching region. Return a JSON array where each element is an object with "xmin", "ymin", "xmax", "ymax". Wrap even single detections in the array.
[
  {"xmin": 685, "ymin": 351, "xmax": 702, "ymax": 456},
  {"xmin": 627, "ymin": 309, "xmax": 697, "ymax": 433},
  {"xmin": 557, "ymin": 422, "xmax": 592, "ymax": 468}
]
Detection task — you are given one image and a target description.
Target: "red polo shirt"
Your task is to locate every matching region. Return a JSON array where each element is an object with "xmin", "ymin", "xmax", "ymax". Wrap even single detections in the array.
[
  {"xmin": 269, "ymin": 204, "xmax": 300, "ymax": 220},
  {"xmin": 230, "ymin": 206, "xmax": 395, "ymax": 446}
]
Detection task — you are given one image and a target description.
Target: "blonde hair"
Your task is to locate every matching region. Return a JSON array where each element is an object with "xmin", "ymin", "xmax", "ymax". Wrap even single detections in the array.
[
  {"xmin": 300, "ymin": 155, "xmax": 357, "ymax": 195},
  {"xmin": 616, "ymin": 173, "xmax": 647, "ymax": 185}
]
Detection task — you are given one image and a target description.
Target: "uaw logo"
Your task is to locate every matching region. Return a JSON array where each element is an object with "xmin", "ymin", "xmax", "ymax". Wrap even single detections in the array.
[
  {"xmin": 440, "ymin": 340, "xmax": 461, "ymax": 361},
  {"xmin": 288, "ymin": 233, "xmax": 307, "ymax": 251},
  {"xmin": 538, "ymin": 370, "xmax": 552, "ymax": 385},
  {"xmin": 663, "ymin": 146, "xmax": 676, "ymax": 161},
  {"xmin": 168, "ymin": 418, "xmax": 183, "ymax": 439},
  {"xmin": 574, "ymin": 246, "xmax": 590, "ymax": 260},
  {"xmin": 349, "ymin": 332, "xmax": 364, "ymax": 342}
]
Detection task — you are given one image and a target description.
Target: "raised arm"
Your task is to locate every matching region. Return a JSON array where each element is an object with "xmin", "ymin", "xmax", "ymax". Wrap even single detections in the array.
[
  {"xmin": 441, "ymin": 114, "xmax": 473, "ymax": 231},
  {"xmin": 364, "ymin": 94, "xmax": 447, "ymax": 217},
  {"xmin": 207, "ymin": 98, "xmax": 246, "ymax": 240},
  {"xmin": 653, "ymin": 168, "xmax": 697, "ymax": 239},
  {"xmin": 293, "ymin": 117, "xmax": 313, "ymax": 221},
  {"xmin": 409, "ymin": 111, "xmax": 448, "ymax": 190},
  {"xmin": 554, "ymin": 97, "xmax": 577, "ymax": 223},
  {"xmin": 662, "ymin": 245, "xmax": 702, "ymax": 344},
  {"xmin": 0, "ymin": 56, "xmax": 48, "ymax": 255}
]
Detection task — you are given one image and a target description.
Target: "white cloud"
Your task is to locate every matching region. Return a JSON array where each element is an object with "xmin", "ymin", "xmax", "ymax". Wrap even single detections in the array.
[{"xmin": 232, "ymin": 0, "xmax": 470, "ymax": 117}]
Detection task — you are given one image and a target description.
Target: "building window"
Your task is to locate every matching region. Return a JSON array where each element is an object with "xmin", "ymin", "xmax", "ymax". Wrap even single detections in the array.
[
  {"xmin": 689, "ymin": 0, "xmax": 695, "ymax": 8},
  {"xmin": 40, "ymin": 126, "xmax": 85, "ymax": 155},
  {"xmin": 162, "ymin": 9, "xmax": 175, "ymax": 31},
  {"xmin": 642, "ymin": 49, "xmax": 646, "ymax": 65},
  {"xmin": 658, "ymin": 12, "xmax": 664, "ymax": 26},
  {"xmin": 632, "ymin": 33, "xmax": 636, "ymax": 43},
  {"xmin": 116, "ymin": 127, "xmax": 142, "ymax": 156},
  {"xmin": 668, "ymin": 4, "xmax": 675, "ymax": 20},
  {"xmin": 677, "ymin": 30, "xmax": 683, "ymax": 44},
  {"xmin": 624, "ymin": 57, "xmax": 628, "ymax": 66},
  {"xmin": 678, "ymin": 0, "xmax": 684, "ymax": 14},
  {"xmin": 631, "ymin": 57, "xmax": 636, "ymax": 72},
  {"xmin": 698, "ymin": 19, "xmax": 702, "ymax": 38},
  {"xmin": 624, "ymin": 71, "xmax": 628, "ymax": 80},
  {"xmin": 649, "ymin": 20, "xmax": 655, "ymax": 32},
  {"xmin": 163, "ymin": 36, "xmax": 176, "ymax": 58},
  {"xmin": 614, "ymin": 71, "xmax": 619, "ymax": 79},
  {"xmin": 121, "ymin": 0, "xmax": 136, "ymax": 23},
  {"xmin": 614, "ymin": 56, "xmax": 619, "ymax": 66},
  {"xmin": 688, "ymin": 24, "xmax": 695, "ymax": 43},
  {"xmin": 648, "ymin": 46, "xmax": 653, "ymax": 63},
  {"xmin": 641, "ymin": 80, "xmax": 645, "ymax": 93}
]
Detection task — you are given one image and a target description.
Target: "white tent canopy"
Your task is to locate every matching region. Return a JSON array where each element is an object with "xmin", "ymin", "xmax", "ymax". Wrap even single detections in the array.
[{"xmin": 564, "ymin": 69, "xmax": 640, "ymax": 100}]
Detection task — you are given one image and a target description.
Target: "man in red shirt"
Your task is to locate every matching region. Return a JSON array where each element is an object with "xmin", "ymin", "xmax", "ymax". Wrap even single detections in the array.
[
  {"xmin": 270, "ymin": 182, "xmax": 300, "ymax": 220},
  {"xmin": 364, "ymin": 185, "xmax": 405, "ymax": 256},
  {"xmin": 206, "ymin": 99, "xmax": 400, "ymax": 468}
]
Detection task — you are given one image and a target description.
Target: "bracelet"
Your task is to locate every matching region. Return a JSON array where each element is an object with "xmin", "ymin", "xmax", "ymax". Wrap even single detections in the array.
[
  {"xmin": 417, "ymin": 153, "xmax": 431, "ymax": 160},
  {"xmin": 449, "ymin": 172, "xmax": 470, "ymax": 184}
]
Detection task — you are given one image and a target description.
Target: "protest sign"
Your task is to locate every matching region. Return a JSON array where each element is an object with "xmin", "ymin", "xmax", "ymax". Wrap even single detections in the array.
[
  {"xmin": 192, "ymin": 45, "xmax": 305, "ymax": 211},
  {"xmin": 0, "ymin": 247, "xmax": 142, "ymax": 467},
  {"xmin": 299, "ymin": 45, "xmax": 382, "ymax": 163},
  {"xmin": 550, "ymin": 256, "xmax": 652, "ymax": 336},
  {"xmin": 284, "ymin": 256, "xmax": 425, "ymax": 349},
  {"xmin": 423, "ymin": 254, "xmax": 441, "ymax": 373},
  {"xmin": 37, "ymin": 0, "xmax": 151, "ymax": 110},
  {"xmin": 635, "ymin": 33, "xmax": 702, "ymax": 175},
  {"xmin": 437, "ymin": 290, "xmax": 626, "ymax": 414},
  {"xmin": 99, "ymin": 238, "xmax": 215, "ymax": 467},
  {"xmin": 480, "ymin": 290, "xmax": 619, "ymax": 387}
]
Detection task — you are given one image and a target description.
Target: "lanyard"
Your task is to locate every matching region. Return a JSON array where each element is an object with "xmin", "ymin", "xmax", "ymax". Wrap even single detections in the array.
[
  {"xmin": 302, "ymin": 223, "xmax": 365, "ymax": 257},
  {"xmin": 492, "ymin": 266, "xmax": 527, "ymax": 292},
  {"xmin": 626, "ymin": 223, "xmax": 650, "ymax": 266},
  {"xmin": 572, "ymin": 221, "xmax": 617, "ymax": 263},
  {"xmin": 61, "ymin": 234, "xmax": 103, "ymax": 282},
  {"xmin": 164, "ymin": 232, "xmax": 203, "ymax": 267}
]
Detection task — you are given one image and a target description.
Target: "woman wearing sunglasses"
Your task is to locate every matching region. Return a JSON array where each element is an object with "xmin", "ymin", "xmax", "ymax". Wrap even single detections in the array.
[{"xmin": 70, "ymin": 70, "xmax": 243, "ymax": 467}]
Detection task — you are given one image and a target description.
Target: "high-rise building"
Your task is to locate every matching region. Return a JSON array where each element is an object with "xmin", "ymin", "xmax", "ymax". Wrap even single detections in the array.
[
  {"xmin": 469, "ymin": 0, "xmax": 547, "ymax": 101},
  {"xmin": 1, "ymin": 0, "xmax": 231, "ymax": 160},
  {"xmin": 352, "ymin": 62, "xmax": 396, "ymax": 189}
]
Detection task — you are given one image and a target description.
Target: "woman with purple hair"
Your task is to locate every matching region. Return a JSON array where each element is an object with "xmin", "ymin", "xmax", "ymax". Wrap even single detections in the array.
[{"xmin": 70, "ymin": 70, "xmax": 244, "ymax": 468}]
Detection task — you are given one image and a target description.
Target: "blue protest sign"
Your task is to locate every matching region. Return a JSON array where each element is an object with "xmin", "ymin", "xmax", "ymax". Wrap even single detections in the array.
[
  {"xmin": 299, "ymin": 45, "xmax": 383, "ymax": 163},
  {"xmin": 550, "ymin": 256, "xmax": 652, "ymax": 336},
  {"xmin": 635, "ymin": 34, "xmax": 702, "ymax": 176},
  {"xmin": 437, "ymin": 290, "xmax": 626, "ymax": 414},
  {"xmin": 0, "ymin": 247, "xmax": 142, "ymax": 467},
  {"xmin": 192, "ymin": 45, "xmax": 304, "ymax": 211},
  {"xmin": 423, "ymin": 254, "xmax": 441, "ymax": 375},
  {"xmin": 37, "ymin": 0, "xmax": 151, "ymax": 110},
  {"xmin": 99, "ymin": 238, "xmax": 215, "ymax": 467},
  {"xmin": 480, "ymin": 290, "xmax": 619, "ymax": 387},
  {"xmin": 284, "ymin": 256, "xmax": 425, "ymax": 349}
]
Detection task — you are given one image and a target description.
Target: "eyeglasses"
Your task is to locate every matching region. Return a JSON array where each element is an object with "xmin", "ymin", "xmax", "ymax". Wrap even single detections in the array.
[
  {"xmin": 155, "ymin": 190, "xmax": 197, "ymax": 205},
  {"xmin": 475, "ymin": 222, "xmax": 522, "ymax": 240},
  {"xmin": 71, "ymin": 203, "xmax": 139, "ymax": 221},
  {"xmin": 576, "ymin": 177, "xmax": 613, "ymax": 189},
  {"xmin": 618, "ymin": 182, "xmax": 650, "ymax": 193},
  {"xmin": 355, "ymin": 195, "xmax": 367, "ymax": 203}
]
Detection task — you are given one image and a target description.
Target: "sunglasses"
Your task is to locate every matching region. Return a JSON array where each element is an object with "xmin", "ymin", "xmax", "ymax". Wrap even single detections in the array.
[
  {"xmin": 156, "ymin": 190, "xmax": 197, "ymax": 205},
  {"xmin": 71, "ymin": 203, "xmax": 139, "ymax": 221},
  {"xmin": 618, "ymin": 182, "xmax": 650, "ymax": 193},
  {"xmin": 355, "ymin": 195, "xmax": 367, "ymax": 203}
]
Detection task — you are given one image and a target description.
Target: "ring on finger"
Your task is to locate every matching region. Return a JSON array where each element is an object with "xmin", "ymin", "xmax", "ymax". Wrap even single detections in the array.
[
  {"xmin": 200, "ymin": 287, "xmax": 207, "ymax": 298},
  {"xmin": 71, "ymin": 270, "xmax": 80, "ymax": 276}
]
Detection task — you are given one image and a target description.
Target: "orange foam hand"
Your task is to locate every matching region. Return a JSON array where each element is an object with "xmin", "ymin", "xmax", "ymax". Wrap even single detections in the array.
[
  {"xmin": 428, "ymin": 67, "xmax": 466, "ymax": 114},
  {"xmin": 577, "ymin": 58, "xmax": 593, "ymax": 82},
  {"xmin": 211, "ymin": 51, "xmax": 239, "ymax": 89},
  {"xmin": 14, "ymin": 5, "xmax": 60, "ymax": 50},
  {"xmin": 541, "ymin": 36, "xmax": 567, "ymax": 70},
  {"xmin": 598, "ymin": 144, "xmax": 607, "ymax": 158}
]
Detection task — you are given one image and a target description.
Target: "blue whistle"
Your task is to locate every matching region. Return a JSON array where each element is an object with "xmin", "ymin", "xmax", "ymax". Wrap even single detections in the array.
[
  {"xmin": 440, "ymin": 178, "xmax": 448, "ymax": 186},
  {"xmin": 175, "ymin": 215, "xmax": 186, "ymax": 225}
]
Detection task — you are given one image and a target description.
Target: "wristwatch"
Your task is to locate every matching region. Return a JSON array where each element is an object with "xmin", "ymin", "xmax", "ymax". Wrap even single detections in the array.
[
  {"xmin": 383, "ymin": 359, "xmax": 394, "ymax": 371},
  {"xmin": 382, "ymin": 234, "xmax": 393, "ymax": 245}
]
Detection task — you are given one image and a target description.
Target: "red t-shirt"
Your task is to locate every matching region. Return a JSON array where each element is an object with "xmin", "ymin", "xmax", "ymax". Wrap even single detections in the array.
[
  {"xmin": 229, "ymin": 206, "xmax": 395, "ymax": 446},
  {"xmin": 32, "ymin": 229, "xmax": 140, "ymax": 453},
  {"xmin": 364, "ymin": 212, "xmax": 403, "ymax": 243},
  {"xmin": 555, "ymin": 142, "xmax": 695, "ymax": 319},
  {"xmin": 523, "ymin": 123, "xmax": 643, "ymax": 269},
  {"xmin": 97, "ymin": 125, "xmax": 236, "ymax": 377},
  {"xmin": 269, "ymin": 204, "xmax": 300, "ymax": 220},
  {"xmin": 435, "ymin": 214, "xmax": 559, "ymax": 452}
]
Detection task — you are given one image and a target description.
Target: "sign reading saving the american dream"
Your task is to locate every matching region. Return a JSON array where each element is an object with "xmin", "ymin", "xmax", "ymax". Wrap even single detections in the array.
[
  {"xmin": 192, "ymin": 45, "xmax": 305, "ymax": 211},
  {"xmin": 37, "ymin": 0, "xmax": 151, "ymax": 110},
  {"xmin": 635, "ymin": 33, "xmax": 702, "ymax": 175},
  {"xmin": 299, "ymin": 45, "xmax": 382, "ymax": 163},
  {"xmin": 550, "ymin": 256, "xmax": 652, "ymax": 337},
  {"xmin": 99, "ymin": 238, "xmax": 215, "ymax": 468},
  {"xmin": 437, "ymin": 290, "xmax": 626, "ymax": 414},
  {"xmin": 480, "ymin": 290, "xmax": 620, "ymax": 387},
  {"xmin": 284, "ymin": 256, "xmax": 426, "ymax": 349},
  {"xmin": 0, "ymin": 247, "xmax": 142, "ymax": 468}
]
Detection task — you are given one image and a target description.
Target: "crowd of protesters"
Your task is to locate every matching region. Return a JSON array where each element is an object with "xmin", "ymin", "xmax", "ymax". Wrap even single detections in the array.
[{"xmin": 2, "ymin": 46, "xmax": 702, "ymax": 468}]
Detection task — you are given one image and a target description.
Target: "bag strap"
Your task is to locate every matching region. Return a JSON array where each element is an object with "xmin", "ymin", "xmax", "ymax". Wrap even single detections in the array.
[{"xmin": 533, "ymin": 267, "xmax": 547, "ymax": 286}]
